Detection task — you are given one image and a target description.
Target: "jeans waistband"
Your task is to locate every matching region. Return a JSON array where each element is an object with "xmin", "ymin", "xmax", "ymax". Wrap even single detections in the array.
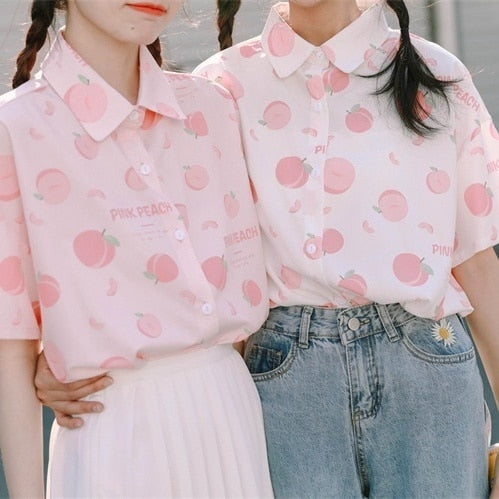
[{"xmin": 264, "ymin": 303, "xmax": 418, "ymax": 346}]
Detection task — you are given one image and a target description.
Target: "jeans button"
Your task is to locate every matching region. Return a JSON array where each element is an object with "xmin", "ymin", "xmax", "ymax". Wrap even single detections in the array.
[{"xmin": 348, "ymin": 317, "xmax": 360, "ymax": 331}]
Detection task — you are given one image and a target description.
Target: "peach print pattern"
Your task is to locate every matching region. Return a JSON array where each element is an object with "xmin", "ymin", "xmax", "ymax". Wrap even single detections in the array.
[
  {"xmin": 0, "ymin": 34, "xmax": 267, "ymax": 381},
  {"xmin": 196, "ymin": 1, "xmax": 499, "ymax": 319}
]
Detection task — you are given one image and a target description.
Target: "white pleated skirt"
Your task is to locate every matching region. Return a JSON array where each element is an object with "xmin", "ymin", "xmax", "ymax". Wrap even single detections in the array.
[{"xmin": 47, "ymin": 345, "xmax": 274, "ymax": 498}]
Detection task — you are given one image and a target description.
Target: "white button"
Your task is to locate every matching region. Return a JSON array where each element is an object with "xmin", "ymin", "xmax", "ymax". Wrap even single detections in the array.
[
  {"xmin": 174, "ymin": 229, "xmax": 185, "ymax": 241},
  {"xmin": 313, "ymin": 101, "xmax": 323, "ymax": 112},
  {"xmin": 348, "ymin": 318, "xmax": 361, "ymax": 331},
  {"xmin": 317, "ymin": 51, "xmax": 326, "ymax": 60},
  {"xmin": 311, "ymin": 167, "xmax": 321, "ymax": 178},
  {"xmin": 129, "ymin": 110, "xmax": 141, "ymax": 122},
  {"xmin": 140, "ymin": 163, "xmax": 151, "ymax": 175},
  {"xmin": 201, "ymin": 303, "xmax": 213, "ymax": 315},
  {"xmin": 306, "ymin": 243, "xmax": 317, "ymax": 255}
]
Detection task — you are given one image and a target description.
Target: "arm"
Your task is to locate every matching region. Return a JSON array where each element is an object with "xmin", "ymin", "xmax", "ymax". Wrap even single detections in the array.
[
  {"xmin": 35, "ymin": 351, "xmax": 113, "ymax": 429},
  {"xmin": 0, "ymin": 339, "xmax": 43, "ymax": 498},
  {"xmin": 452, "ymin": 246, "xmax": 499, "ymax": 408}
]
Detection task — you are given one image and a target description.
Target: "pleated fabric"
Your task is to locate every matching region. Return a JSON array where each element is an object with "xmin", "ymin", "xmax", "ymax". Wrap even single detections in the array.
[{"xmin": 46, "ymin": 345, "xmax": 273, "ymax": 498}]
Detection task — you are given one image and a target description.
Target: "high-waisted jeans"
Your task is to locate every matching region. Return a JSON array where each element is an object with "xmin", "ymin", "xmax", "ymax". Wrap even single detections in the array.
[{"xmin": 244, "ymin": 303, "xmax": 488, "ymax": 498}]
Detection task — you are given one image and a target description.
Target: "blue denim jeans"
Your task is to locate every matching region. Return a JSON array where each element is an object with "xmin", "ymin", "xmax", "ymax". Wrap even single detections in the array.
[{"xmin": 244, "ymin": 303, "xmax": 488, "ymax": 498}]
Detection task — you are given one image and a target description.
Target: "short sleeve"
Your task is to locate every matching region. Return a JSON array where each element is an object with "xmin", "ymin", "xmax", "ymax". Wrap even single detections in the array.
[
  {"xmin": 452, "ymin": 69, "xmax": 499, "ymax": 266},
  {"xmin": 0, "ymin": 121, "xmax": 40, "ymax": 339}
]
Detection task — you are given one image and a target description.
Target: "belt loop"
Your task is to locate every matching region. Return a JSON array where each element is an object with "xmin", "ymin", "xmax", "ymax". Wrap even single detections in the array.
[
  {"xmin": 298, "ymin": 306, "xmax": 313, "ymax": 349},
  {"xmin": 374, "ymin": 303, "xmax": 400, "ymax": 343}
]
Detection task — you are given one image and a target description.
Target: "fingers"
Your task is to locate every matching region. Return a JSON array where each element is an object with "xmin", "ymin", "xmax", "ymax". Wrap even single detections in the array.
[
  {"xmin": 53, "ymin": 410, "xmax": 84, "ymax": 430},
  {"xmin": 36, "ymin": 375, "xmax": 113, "ymax": 404}
]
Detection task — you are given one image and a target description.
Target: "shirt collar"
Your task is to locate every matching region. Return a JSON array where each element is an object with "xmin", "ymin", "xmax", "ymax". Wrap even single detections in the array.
[
  {"xmin": 262, "ymin": 1, "xmax": 391, "ymax": 78},
  {"xmin": 41, "ymin": 31, "xmax": 186, "ymax": 141}
]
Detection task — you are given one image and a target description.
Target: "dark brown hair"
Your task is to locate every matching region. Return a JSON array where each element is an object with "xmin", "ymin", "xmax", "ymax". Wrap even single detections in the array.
[
  {"xmin": 216, "ymin": 0, "xmax": 241, "ymax": 50},
  {"xmin": 12, "ymin": 0, "xmax": 163, "ymax": 89},
  {"xmin": 215, "ymin": 0, "xmax": 455, "ymax": 136}
]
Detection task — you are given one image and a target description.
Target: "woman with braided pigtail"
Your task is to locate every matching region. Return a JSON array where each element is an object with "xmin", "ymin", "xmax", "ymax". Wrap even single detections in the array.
[
  {"xmin": 0, "ymin": 0, "xmax": 274, "ymax": 497},
  {"xmin": 193, "ymin": 0, "xmax": 499, "ymax": 497}
]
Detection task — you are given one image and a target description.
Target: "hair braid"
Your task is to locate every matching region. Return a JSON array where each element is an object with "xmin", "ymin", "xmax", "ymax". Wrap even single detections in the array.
[
  {"xmin": 147, "ymin": 37, "xmax": 163, "ymax": 67},
  {"xmin": 373, "ymin": 0, "xmax": 455, "ymax": 135},
  {"xmin": 216, "ymin": 0, "xmax": 241, "ymax": 50},
  {"xmin": 12, "ymin": 0, "xmax": 58, "ymax": 88}
]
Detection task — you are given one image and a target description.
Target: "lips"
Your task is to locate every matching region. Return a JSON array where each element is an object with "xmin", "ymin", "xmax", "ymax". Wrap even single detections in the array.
[{"xmin": 126, "ymin": 3, "xmax": 167, "ymax": 16}]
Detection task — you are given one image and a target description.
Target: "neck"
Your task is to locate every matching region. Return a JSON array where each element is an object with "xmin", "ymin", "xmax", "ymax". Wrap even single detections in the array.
[
  {"xmin": 288, "ymin": 0, "xmax": 362, "ymax": 46},
  {"xmin": 64, "ymin": 18, "xmax": 140, "ymax": 104}
]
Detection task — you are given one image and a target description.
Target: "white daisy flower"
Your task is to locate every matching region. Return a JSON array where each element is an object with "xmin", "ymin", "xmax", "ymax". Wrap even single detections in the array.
[{"xmin": 431, "ymin": 319, "xmax": 456, "ymax": 347}]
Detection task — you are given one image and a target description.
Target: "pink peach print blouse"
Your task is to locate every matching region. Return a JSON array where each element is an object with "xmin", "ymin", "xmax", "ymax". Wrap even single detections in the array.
[
  {"xmin": 0, "ymin": 34, "xmax": 268, "ymax": 381},
  {"xmin": 196, "ymin": 1, "xmax": 499, "ymax": 320}
]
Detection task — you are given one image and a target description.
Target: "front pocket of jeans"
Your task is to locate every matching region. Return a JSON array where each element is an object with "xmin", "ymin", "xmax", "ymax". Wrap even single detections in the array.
[
  {"xmin": 400, "ymin": 314, "xmax": 475, "ymax": 364},
  {"xmin": 244, "ymin": 329, "xmax": 297, "ymax": 381}
]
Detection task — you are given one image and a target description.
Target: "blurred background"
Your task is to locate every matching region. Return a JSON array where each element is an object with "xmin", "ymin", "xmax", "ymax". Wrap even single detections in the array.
[{"xmin": 0, "ymin": 0, "xmax": 498, "ymax": 496}]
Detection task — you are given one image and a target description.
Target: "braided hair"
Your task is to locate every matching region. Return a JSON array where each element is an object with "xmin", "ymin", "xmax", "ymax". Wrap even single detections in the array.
[
  {"xmin": 216, "ymin": 0, "xmax": 241, "ymax": 50},
  {"xmin": 12, "ymin": 0, "xmax": 163, "ymax": 89},
  {"xmin": 374, "ymin": 0, "xmax": 454, "ymax": 135},
  {"xmin": 215, "ymin": 0, "xmax": 454, "ymax": 136}
]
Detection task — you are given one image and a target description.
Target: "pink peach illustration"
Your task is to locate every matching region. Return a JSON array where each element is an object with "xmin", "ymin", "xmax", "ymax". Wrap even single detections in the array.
[
  {"xmin": 323, "ymin": 67, "xmax": 349, "ymax": 94},
  {"xmin": 202, "ymin": 256, "xmax": 227, "ymax": 290},
  {"xmin": 240, "ymin": 41, "xmax": 262, "ymax": 58},
  {"xmin": 412, "ymin": 135, "xmax": 425, "ymax": 146},
  {"xmin": 307, "ymin": 75, "xmax": 325, "ymax": 100},
  {"xmin": 322, "ymin": 228, "xmax": 344, "ymax": 254},
  {"xmin": 259, "ymin": 101, "xmax": 291, "ymax": 130},
  {"xmin": 44, "ymin": 340, "xmax": 67, "ymax": 381},
  {"xmin": 275, "ymin": 156, "xmax": 311, "ymax": 188},
  {"xmin": 29, "ymin": 127, "xmax": 44, "ymax": 140},
  {"xmin": 267, "ymin": 21, "xmax": 295, "ymax": 57},
  {"xmin": 242, "ymin": 279, "xmax": 262, "ymax": 306},
  {"xmin": 426, "ymin": 167, "xmax": 451, "ymax": 194},
  {"xmin": 280, "ymin": 265, "xmax": 302, "ymax": 290},
  {"xmin": 490, "ymin": 122, "xmax": 499, "ymax": 140},
  {"xmin": 125, "ymin": 167, "xmax": 148, "ymax": 191},
  {"xmin": 74, "ymin": 133, "xmax": 98, "ymax": 159},
  {"xmin": 44, "ymin": 100, "xmax": 55, "ymax": 116},
  {"xmin": 136, "ymin": 312, "xmax": 163, "ymax": 338},
  {"xmin": 224, "ymin": 192, "xmax": 240, "ymax": 219},
  {"xmin": 184, "ymin": 111, "xmax": 209, "ymax": 138},
  {"xmin": 289, "ymin": 199, "xmax": 301, "ymax": 213},
  {"xmin": 145, "ymin": 253, "xmax": 179, "ymax": 284},
  {"xmin": 73, "ymin": 229, "xmax": 119, "ymax": 268},
  {"xmin": 323, "ymin": 157, "xmax": 356, "ymax": 194},
  {"xmin": 345, "ymin": 105, "xmax": 374, "ymax": 133},
  {"xmin": 388, "ymin": 152, "xmax": 400, "ymax": 165},
  {"xmin": 100, "ymin": 357, "xmax": 133, "ymax": 370},
  {"xmin": 338, "ymin": 271, "xmax": 367, "ymax": 296},
  {"xmin": 184, "ymin": 165, "xmax": 209, "ymax": 191},
  {"xmin": 64, "ymin": 75, "xmax": 107, "ymax": 123},
  {"xmin": 0, "ymin": 256, "xmax": 24, "ymax": 295},
  {"xmin": 362, "ymin": 220, "xmax": 375, "ymax": 234},
  {"xmin": 37, "ymin": 274, "xmax": 60, "ymax": 308},
  {"xmin": 470, "ymin": 120, "xmax": 481, "ymax": 141},
  {"xmin": 374, "ymin": 189, "xmax": 408, "ymax": 222},
  {"xmin": 418, "ymin": 222, "xmax": 434, "ymax": 234},
  {"xmin": 302, "ymin": 127, "xmax": 318, "ymax": 137},
  {"xmin": 202, "ymin": 220, "xmax": 219, "ymax": 230},
  {"xmin": 215, "ymin": 70, "xmax": 244, "ymax": 100},
  {"xmin": 0, "ymin": 155, "xmax": 20, "ymax": 201},
  {"xmin": 35, "ymin": 169, "xmax": 71, "ymax": 204},
  {"xmin": 464, "ymin": 182, "xmax": 493, "ymax": 217},
  {"xmin": 89, "ymin": 317, "xmax": 105, "ymax": 330},
  {"xmin": 107, "ymin": 277, "xmax": 118, "ymax": 296},
  {"xmin": 393, "ymin": 253, "xmax": 433, "ymax": 286},
  {"xmin": 303, "ymin": 235, "xmax": 323, "ymax": 259}
]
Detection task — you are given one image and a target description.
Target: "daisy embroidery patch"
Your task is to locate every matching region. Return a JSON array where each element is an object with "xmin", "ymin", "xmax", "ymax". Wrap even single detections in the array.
[{"xmin": 431, "ymin": 319, "xmax": 456, "ymax": 347}]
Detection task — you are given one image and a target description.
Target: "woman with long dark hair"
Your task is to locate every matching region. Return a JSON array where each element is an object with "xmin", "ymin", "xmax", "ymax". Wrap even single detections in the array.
[
  {"xmin": 0, "ymin": 1, "xmax": 273, "ymax": 497},
  {"xmin": 194, "ymin": 0, "xmax": 498, "ymax": 496}
]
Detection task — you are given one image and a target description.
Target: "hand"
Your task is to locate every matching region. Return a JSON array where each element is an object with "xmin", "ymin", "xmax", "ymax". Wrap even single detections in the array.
[{"xmin": 34, "ymin": 351, "xmax": 113, "ymax": 429}]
